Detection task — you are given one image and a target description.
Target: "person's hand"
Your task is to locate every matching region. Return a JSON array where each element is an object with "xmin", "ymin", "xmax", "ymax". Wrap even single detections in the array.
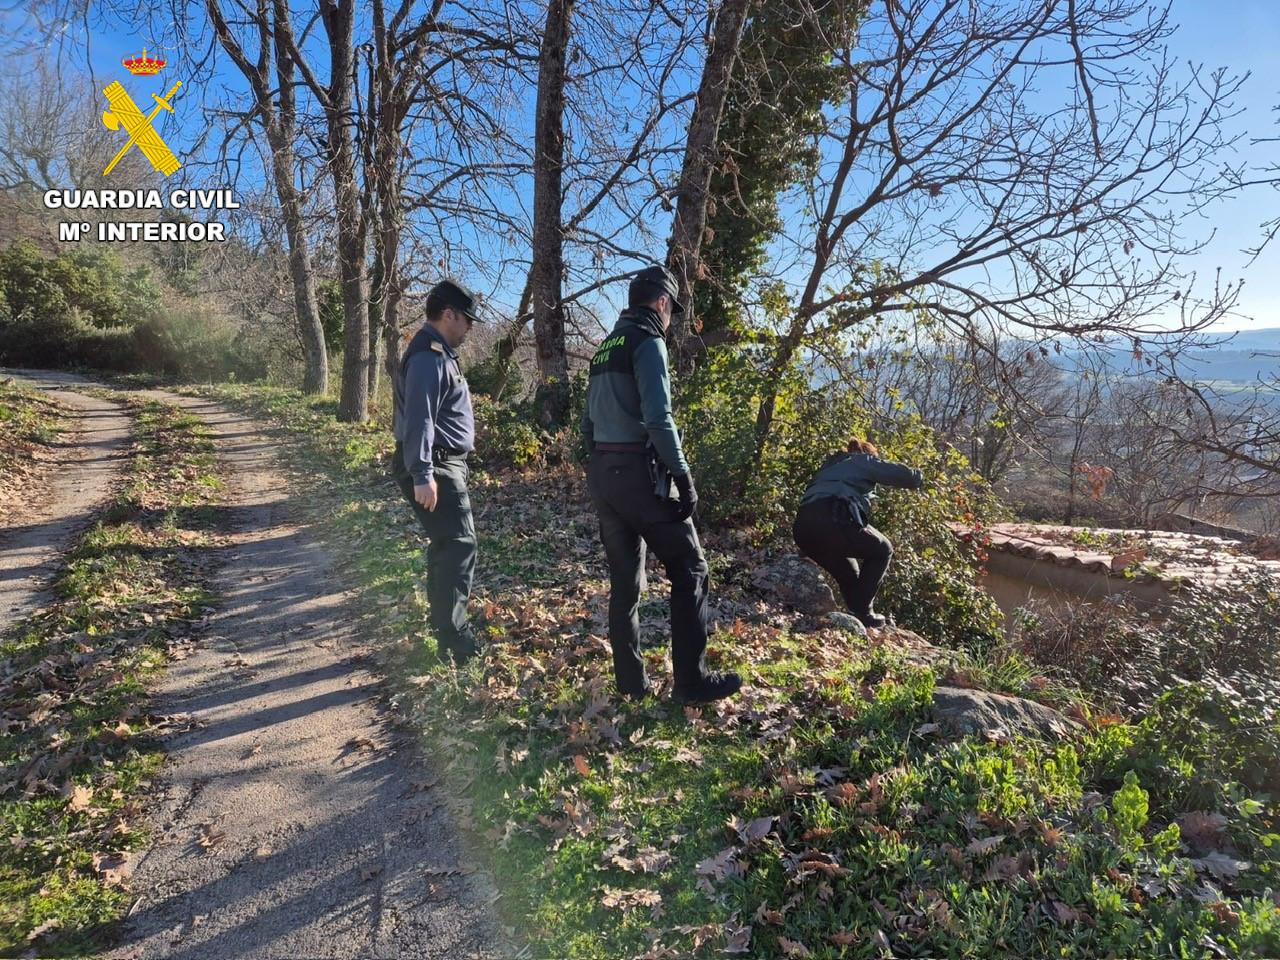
[
  {"xmin": 673, "ymin": 472, "xmax": 698, "ymax": 522},
  {"xmin": 414, "ymin": 477, "xmax": 439, "ymax": 511}
]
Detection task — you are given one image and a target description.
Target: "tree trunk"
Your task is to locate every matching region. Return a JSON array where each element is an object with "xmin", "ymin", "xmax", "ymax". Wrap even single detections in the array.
[
  {"xmin": 322, "ymin": 0, "xmax": 370, "ymax": 423},
  {"xmin": 530, "ymin": 0, "xmax": 573, "ymax": 427},
  {"xmin": 490, "ymin": 275, "xmax": 533, "ymax": 402},
  {"xmin": 269, "ymin": 132, "xmax": 327, "ymax": 394},
  {"xmin": 206, "ymin": 0, "xmax": 328, "ymax": 395},
  {"xmin": 665, "ymin": 0, "xmax": 751, "ymax": 375}
]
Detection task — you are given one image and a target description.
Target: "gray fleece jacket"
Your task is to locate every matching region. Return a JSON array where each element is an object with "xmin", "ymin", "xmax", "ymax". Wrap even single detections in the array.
[{"xmin": 800, "ymin": 452, "xmax": 923, "ymax": 526}]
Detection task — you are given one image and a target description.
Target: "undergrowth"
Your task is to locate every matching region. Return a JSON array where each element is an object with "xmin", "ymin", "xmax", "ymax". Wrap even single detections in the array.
[{"xmin": 182, "ymin": 382, "xmax": 1280, "ymax": 959}]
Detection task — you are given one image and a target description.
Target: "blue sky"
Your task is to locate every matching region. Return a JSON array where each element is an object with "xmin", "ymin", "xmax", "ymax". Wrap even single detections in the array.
[
  {"xmin": 7, "ymin": 1, "xmax": 1280, "ymax": 337},
  {"xmin": 1160, "ymin": 1, "xmax": 1280, "ymax": 332}
]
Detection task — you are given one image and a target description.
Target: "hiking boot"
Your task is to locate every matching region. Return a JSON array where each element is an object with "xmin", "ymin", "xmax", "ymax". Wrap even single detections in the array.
[
  {"xmin": 672, "ymin": 671, "xmax": 742, "ymax": 704},
  {"xmin": 439, "ymin": 632, "xmax": 481, "ymax": 665},
  {"xmin": 853, "ymin": 608, "xmax": 886, "ymax": 630}
]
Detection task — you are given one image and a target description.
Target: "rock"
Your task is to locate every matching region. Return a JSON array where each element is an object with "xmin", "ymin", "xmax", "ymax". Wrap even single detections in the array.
[
  {"xmin": 823, "ymin": 611, "xmax": 867, "ymax": 637},
  {"xmin": 930, "ymin": 686, "xmax": 1082, "ymax": 742},
  {"xmin": 750, "ymin": 555, "xmax": 837, "ymax": 614}
]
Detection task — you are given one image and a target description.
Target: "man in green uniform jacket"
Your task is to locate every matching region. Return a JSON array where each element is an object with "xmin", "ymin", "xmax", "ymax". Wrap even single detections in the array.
[{"xmin": 582, "ymin": 264, "xmax": 742, "ymax": 704}]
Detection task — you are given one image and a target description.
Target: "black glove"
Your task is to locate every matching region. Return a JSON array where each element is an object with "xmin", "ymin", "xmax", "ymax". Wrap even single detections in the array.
[{"xmin": 673, "ymin": 472, "xmax": 698, "ymax": 522}]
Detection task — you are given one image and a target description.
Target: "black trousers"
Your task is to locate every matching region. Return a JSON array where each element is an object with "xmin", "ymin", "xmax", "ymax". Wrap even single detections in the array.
[
  {"xmin": 392, "ymin": 442, "xmax": 477, "ymax": 655},
  {"xmin": 793, "ymin": 497, "xmax": 893, "ymax": 615},
  {"xmin": 587, "ymin": 452, "xmax": 709, "ymax": 695}
]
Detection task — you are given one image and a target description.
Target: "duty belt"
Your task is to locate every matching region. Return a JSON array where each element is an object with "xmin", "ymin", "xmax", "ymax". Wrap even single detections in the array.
[{"xmin": 432, "ymin": 446, "xmax": 468, "ymax": 461}]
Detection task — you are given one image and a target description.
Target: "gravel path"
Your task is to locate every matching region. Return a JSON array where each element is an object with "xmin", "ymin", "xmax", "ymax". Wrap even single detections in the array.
[
  {"xmin": 0, "ymin": 369, "xmax": 131, "ymax": 626},
  {"xmin": 3, "ymin": 372, "xmax": 504, "ymax": 959},
  {"xmin": 110, "ymin": 390, "xmax": 506, "ymax": 960}
]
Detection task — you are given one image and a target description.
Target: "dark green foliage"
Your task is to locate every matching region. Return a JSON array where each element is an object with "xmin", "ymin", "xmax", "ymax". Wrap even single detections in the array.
[
  {"xmin": 316, "ymin": 277, "xmax": 345, "ymax": 352},
  {"xmin": 0, "ymin": 240, "xmax": 159, "ymax": 330},
  {"xmin": 467, "ymin": 348, "xmax": 527, "ymax": 400},
  {"xmin": 0, "ymin": 241, "xmax": 266, "ymax": 382},
  {"xmin": 1089, "ymin": 683, "xmax": 1280, "ymax": 814},
  {"xmin": 1020, "ymin": 574, "xmax": 1280, "ymax": 801},
  {"xmin": 697, "ymin": 0, "xmax": 850, "ymax": 334},
  {"xmin": 1113, "ymin": 573, "xmax": 1280, "ymax": 721}
]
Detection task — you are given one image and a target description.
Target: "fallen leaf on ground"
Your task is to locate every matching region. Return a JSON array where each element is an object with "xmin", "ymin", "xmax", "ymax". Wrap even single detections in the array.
[
  {"xmin": 600, "ymin": 886, "xmax": 661, "ymax": 911},
  {"xmin": 1192, "ymin": 852, "xmax": 1250, "ymax": 880},
  {"xmin": 92, "ymin": 851, "xmax": 132, "ymax": 886},
  {"xmin": 196, "ymin": 821, "xmax": 225, "ymax": 851},
  {"xmin": 1179, "ymin": 811, "xmax": 1228, "ymax": 851},
  {"xmin": 723, "ymin": 916, "xmax": 752, "ymax": 955},
  {"xmin": 965, "ymin": 834, "xmax": 1005, "ymax": 857},
  {"xmin": 66, "ymin": 783, "xmax": 93, "ymax": 812}
]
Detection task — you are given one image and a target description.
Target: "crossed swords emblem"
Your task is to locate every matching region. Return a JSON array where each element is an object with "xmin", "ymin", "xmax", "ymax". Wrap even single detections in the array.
[{"xmin": 100, "ymin": 80, "xmax": 183, "ymax": 176}]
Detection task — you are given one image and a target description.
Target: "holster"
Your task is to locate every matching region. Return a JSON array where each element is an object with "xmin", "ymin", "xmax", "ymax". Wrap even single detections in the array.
[{"xmin": 645, "ymin": 442, "xmax": 672, "ymax": 500}]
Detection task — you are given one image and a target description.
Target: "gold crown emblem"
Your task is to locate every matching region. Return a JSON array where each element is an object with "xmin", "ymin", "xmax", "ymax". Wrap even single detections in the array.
[{"xmin": 122, "ymin": 48, "xmax": 166, "ymax": 76}]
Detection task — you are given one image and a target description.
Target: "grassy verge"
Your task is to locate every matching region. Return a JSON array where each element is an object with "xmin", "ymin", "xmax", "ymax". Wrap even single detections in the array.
[
  {"xmin": 0, "ymin": 378, "xmax": 65, "ymax": 514},
  {"xmin": 0, "ymin": 396, "xmax": 224, "ymax": 956},
  {"xmin": 182, "ymin": 382, "xmax": 1280, "ymax": 959}
]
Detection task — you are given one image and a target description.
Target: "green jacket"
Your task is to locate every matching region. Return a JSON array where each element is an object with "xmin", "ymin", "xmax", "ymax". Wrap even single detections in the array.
[{"xmin": 582, "ymin": 306, "xmax": 689, "ymax": 476}]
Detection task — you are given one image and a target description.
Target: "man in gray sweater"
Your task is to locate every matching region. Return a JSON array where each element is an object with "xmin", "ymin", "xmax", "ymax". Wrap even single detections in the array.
[
  {"xmin": 793, "ymin": 437, "xmax": 924, "ymax": 628},
  {"xmin": 582, "ymin": 265, "xmax": 741, "ymax": 704}
]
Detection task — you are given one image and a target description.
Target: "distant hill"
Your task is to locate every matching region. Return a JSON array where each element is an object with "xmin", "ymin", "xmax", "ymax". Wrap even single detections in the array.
[{"xmin": 1064, "ymin": 327, "xmax": 1280, "ymax": 386}]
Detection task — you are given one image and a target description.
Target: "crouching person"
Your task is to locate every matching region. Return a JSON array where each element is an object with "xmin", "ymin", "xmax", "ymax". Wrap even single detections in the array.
[{"xmin": 792, "ymin": 437, "xmax": 923, "ymax": 629}]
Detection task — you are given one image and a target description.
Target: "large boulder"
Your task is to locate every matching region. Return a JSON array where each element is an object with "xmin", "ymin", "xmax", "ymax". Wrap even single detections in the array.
[
  {"xmin": 930, "ymin": 686, "xmax": 1082, "ymax": 742},
  {"xmin": 751, "ymin": 555, "xmax": 837, "ymax": 614}
]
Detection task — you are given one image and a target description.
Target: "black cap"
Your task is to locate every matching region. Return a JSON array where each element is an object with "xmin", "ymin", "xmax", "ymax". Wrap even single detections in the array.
[
  {"xmin": 629, "ymin": 263, "xmax": 685, "ymax": 315},
  {"xmin": 427, "ymin": 278, "xmax": 483, "ymax": 322}
]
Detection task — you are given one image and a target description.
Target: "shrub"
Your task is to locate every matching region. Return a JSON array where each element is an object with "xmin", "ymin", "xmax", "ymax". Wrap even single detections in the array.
[
  {"xmin": 0, "ymin": 240, "xmax": 159, "ymax": 331},
  {"xmin": 472, "ymin": 395, "xmax": 544, "ymax": 469},
  {"xmin": 0, "ymin": 241, "xmax": 269, "ymax": 381},
  {"xmin": 679, "ymin": 344, "xmax": 1004, "ymax": 650}
]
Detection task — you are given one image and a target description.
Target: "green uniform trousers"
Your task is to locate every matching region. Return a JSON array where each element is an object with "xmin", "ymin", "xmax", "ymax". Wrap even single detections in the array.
[{"xmin": 392, "ymin": 442, "xmax": 478, "ymax": 658}]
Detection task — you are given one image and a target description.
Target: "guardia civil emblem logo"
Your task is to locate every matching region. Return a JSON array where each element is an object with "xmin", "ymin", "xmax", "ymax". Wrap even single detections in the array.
[{"xmin": 100, "ymin": 48, "xmax": 184, "ymax": 177}]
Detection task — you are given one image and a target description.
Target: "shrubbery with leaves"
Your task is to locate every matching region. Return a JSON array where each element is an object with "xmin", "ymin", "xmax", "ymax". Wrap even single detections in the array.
[
  {"xmin": 0, "ymin": 241, "xmax": 268, "ymax": 381},
  {"xmin": 678, "ymin": 344, "xmax": 1004, "ymax": 650},
  {"xmin": 1019, "ymin": 573, "xmax": 1280, "ymax": 800}
]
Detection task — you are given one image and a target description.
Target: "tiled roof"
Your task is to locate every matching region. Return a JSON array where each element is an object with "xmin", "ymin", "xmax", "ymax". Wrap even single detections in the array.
[{"xmin": 961, "ymin": 522, "xmax": 1280, "ymax": 591}]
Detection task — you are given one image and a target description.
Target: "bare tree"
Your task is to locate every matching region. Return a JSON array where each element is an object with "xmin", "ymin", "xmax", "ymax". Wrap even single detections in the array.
[
  {"xmin": 204, "ymin": 0, "xmax": 329, "ymax": 395},
  {"xmin": 738, "ymin": 0, "xmax": 1244, "ymax": 478},
  {"xmin": 530, "ymin": 0, "xmax": 574, "ymax": 426},
  {"xmin": 276, "ymin": 0, "xmax": 369, "ymax": 420},
  {"xmin": 665, "ymin": 0, "xmax": 751, "ymax": 372}
]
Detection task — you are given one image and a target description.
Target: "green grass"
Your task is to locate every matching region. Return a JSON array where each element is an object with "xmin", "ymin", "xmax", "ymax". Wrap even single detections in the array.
[
  {"xmin": 0, "ymin": 379, "xmax": 64, "ymax": 479},
  {"xmin": 178, "ymin": 382, "xmax": 1280, "ymax": 959},
  {"xmin": 0, "ymin": 396, "xmax": 224, "ymax": 956}
]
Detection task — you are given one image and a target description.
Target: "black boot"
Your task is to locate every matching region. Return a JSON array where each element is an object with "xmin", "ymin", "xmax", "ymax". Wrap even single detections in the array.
[
  {"xmin": 853, "ymin": 608, "xmax": 886, "ymax": 629},
  {"xmin": 672, "ymin": 670, "xmax": 742, "ymax": 704}
]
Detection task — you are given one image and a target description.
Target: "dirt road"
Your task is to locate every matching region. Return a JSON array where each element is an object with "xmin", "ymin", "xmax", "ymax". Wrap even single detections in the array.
[
  {"xmin": 0, "ymin": 370, "xmax": 131, "ymax": 625},
  {"xmin": 0, "ymin": 372, "xmax": 504, "ymax": 959}
]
